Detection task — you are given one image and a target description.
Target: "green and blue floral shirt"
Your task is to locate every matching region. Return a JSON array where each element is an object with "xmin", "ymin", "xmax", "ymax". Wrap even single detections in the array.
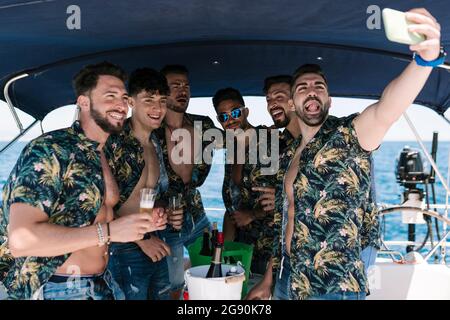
[
  {"xmin": 104, "ymin": 119, "xmax": 168, "ymax": 211},
  {"xmin": 272, "ymin": 114, "xmax": 380, "ymax": 299},
  {"xmin": 279, "ymin": 127, "xmax": 296, "ymax": 154},
  {"xmin": 0, "ymin": 121, "xmax": 106, "ymax": 300},
  {"xmin": 222, "ymin": 126, "xmax": 277, "ymax": 272},
  {"xmin": 154, "ymin": 113, "xmax": 216, "ymax": 223}
]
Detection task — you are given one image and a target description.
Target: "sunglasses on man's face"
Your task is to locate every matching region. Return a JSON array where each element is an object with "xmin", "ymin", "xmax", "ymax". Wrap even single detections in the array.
[{"xmin": 217, "ymin": 107, "xmax": 245, "ymax": 123}]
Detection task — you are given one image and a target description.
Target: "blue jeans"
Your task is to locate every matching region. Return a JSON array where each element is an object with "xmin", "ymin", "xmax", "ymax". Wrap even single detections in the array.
[
  {"xmin": 273, "ymin": 253, "xmax": 291, "ymax": 300},
  {"xmin": 42, "ymin": 270, "xmax": 124, "ymax": 300},
  {"xmin": 108, "ymin": 242, "xmax": 171, "ymax": 300},
  {"xmin": 161, "ymin": 213, "xmax": 211, "ymax": 292},
  {"xmin": 308, "ymin": 292, "xmax": 366, "ymax": 300},
  {"xmin": 360, "ymin": 246, "xmax": 378, "ymax": 274},
  {"xmin": 0, "ymin": 282, "xmax": 7, "ymax": 300}
]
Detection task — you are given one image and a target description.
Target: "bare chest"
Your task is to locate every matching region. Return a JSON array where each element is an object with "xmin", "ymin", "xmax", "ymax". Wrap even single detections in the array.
[
  {"xmin": 116, "ymin": 144, "xmax": 160, "ymax": 216},
  {"xmin": 166, "ymin": 126, "xmax": 195, "ymax": 185},
  {"xmin": 285, "ymin": 145, "xmax": 305, "ymax": 205},
  {"xmin": 99, "ymin": 152, "xmax": 119, "ymax": 211}
]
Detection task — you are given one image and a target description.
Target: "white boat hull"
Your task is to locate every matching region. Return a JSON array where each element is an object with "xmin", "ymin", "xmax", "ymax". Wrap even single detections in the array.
[{"xmin": 367, "ymin": 259, "xmax": 450, "ymax": 300}]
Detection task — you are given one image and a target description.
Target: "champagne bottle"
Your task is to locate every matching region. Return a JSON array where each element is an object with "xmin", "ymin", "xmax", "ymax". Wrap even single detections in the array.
[
  {"xmin": 199, "ymin": 228, "xmax": 212, "ymax": 256},
  {"xmin": 206, "ymin": 232, "xmax": 224, "ymax": 278},
  {"xmin": 210, "ymin": 222, "xmax": 218, "ymax": 249},
  {"xmin": 182, "ymin": 288, "xmax": 189, "ymax": 300}
]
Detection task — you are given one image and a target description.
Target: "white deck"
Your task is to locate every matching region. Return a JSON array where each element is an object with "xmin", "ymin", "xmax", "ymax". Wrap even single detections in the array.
[{"xmin": 367, "ymin": 258, "xmax": 450, "ymax": 300}]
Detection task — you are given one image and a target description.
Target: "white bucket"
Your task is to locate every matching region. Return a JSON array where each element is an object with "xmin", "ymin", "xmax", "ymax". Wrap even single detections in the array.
[{"xmin": 184, "ymin": 264, "xmax": 246, "ymax": 300}]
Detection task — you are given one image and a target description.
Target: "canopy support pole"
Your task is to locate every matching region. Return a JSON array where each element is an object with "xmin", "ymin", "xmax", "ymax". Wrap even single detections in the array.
[
  {"xmin": 0, "ymin": 119, "xmax": 39, "ymax": 155},
  {"xmin": 3, "ymin": 73, "xmax": 30, "ymax": 132},
  {"xmin": 402, "ymin": 111, "xmax": 450, "ymax": 195},
  {"xmin": 442, "ymin": 114, "xmax": 450, "ymax": 126},
  {"xmin": 1, "ymin": 73, "xmax": 36, "ymax": 155},
  {"xmin": 442, "ymin": 149, "xmax": 450, "ymax": 263},
  {"xmin": 403, "ymin": 111, "xmax": 450, "ymax": 263}
]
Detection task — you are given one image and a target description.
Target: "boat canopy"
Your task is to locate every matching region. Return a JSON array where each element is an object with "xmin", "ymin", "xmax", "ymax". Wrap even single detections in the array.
[{"xmin": 0, "ymin": 0, "xmax": 449, "ymax": 121}]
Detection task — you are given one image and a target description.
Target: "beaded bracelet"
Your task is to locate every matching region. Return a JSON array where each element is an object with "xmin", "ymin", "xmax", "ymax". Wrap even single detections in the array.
[{"xmin": 96, "ymin": 223, "xmax": 106, "ymax": 247}]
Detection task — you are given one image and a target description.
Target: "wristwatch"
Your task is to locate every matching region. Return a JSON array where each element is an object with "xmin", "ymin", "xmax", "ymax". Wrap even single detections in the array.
[{"xmin": 414, "ymin": 46, "xmax": 447, "ymax": 67}]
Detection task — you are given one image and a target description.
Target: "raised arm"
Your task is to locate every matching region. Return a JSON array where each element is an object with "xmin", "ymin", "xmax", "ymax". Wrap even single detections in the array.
[{"xmin": 354, "ymin": 8, "xmax": 442, "ymax": 151}]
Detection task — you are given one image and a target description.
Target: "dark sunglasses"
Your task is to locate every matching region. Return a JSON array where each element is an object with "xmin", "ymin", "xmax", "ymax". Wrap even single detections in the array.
[{"xmin": 217, "ymin": 107, "xmax": 245, "ymax": 123}]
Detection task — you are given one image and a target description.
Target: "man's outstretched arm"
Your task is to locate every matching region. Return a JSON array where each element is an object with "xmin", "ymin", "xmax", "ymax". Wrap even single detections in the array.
[
  {"xmin": 355, "ymin": 8, "xmax": 442, "ymax": 151},
  {"xmin": 8, "ymin": 203, "xmax": 164, "ymax": 257}
]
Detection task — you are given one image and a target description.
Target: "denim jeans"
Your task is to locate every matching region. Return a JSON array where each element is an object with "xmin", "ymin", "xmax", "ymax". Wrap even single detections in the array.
[
  {"xmin": 108, "ymin": 242, "xmax": 171, "ymax": 300},
  {"xmin": 0, "ymin": 282, "xmax": 7, "ymax": 300},
  {"xmin": 308, "ymin": 291, "xmax": 366, "ymax": 300},
  {"xmin": 360, "ymin": 246, "xmax": 378, "ymax": 274},
  {"xmin": 273, "ymin": 253, "xmax": 291, "ymax": 300},
  {"xmin": 161, "ymin": 213, "xmax": 211, "ymax": 292},
  {"xmin": 41, "ymin": 270, "xmax": 124, "ymax": 300}
]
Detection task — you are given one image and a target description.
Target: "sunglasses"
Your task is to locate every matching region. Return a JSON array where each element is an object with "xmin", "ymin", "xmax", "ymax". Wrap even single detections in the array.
[{"xmin": 217, "ymin": 107, "xmax": 245, "ymax": 123}]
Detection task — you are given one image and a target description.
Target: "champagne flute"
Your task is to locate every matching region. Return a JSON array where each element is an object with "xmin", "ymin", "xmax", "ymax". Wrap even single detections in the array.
[
  {"xmin": 169, "ymin": 193, "xmax": 183, "ymax": 233},
  {"xmin": 255, "ymin": 182, "xmax": 268, "ymax": 209}
]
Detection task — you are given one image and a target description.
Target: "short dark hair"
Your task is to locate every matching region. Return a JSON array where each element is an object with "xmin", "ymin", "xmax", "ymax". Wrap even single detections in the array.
[
  {"xmin": 263, "ymin": 75, "xmax": 292, "ymax": 95},
  {"xmin": 212, "ymin": 87, "xmax": 245, "ymax": 110},
  {"xmin": 160, "ymin": 64, "xmax": 189, "ymax": 77},
  {"xmin": 128, "ymin": 68, "xmax": 170, "ymax": 97},
  {"xmin": 72, "ymin": 61, "xmax": 127, "ymax": 97},
  {"xmin": 292, "ymin": 64, "xmax": 328, "ymax": 89}
]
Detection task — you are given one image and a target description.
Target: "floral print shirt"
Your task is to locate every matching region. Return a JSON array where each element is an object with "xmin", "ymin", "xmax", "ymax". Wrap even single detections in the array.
[
  {"xmin": 153, "ymin": 113, "xmax": 216, "ymax": 222},
  {"xmin": 222, "ymin": 126, "xmax": 277, "ymax": 271},
  {"xmin": 272, "ymin": 114, "xmax": 380, "ymax": 299},
  {"xmin": 279, "ymin": 127, "xmax": 296, "ymax": 154},
  {"xmin": 0, "ymin": 121, "xmax": 105, "ymax": 300},
  {"xmin": 104, "ymin": 119, "xmax": 168, "ymax": 211}
]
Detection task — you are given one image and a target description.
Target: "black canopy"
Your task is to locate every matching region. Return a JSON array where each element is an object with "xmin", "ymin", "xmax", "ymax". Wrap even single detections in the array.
[{"xmin": 0, "ymin": 0, "xmax": 449, "ymax": 120}]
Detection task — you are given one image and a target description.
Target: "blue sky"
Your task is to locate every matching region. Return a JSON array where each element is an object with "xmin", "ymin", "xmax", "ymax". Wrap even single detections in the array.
[{"xmin": 1, "ymin": 97, "xmax": 449, "ymax": 142}]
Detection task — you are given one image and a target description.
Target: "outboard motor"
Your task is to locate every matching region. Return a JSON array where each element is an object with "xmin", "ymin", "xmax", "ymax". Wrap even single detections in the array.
[
  {"xmin": 396, "ymin": 146, "xmax": 428, "ymax": 188},
  {"xmin": 395, "ymin": 144, "xmax": 435, "ymax": 253}
]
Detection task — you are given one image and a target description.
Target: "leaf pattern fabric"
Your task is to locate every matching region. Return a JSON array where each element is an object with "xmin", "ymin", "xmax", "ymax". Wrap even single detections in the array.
[
  {"xmin": 104, "ymin": 119, "xmax": 168, "ymax": 210},
  {"xmin": 272, "ymin": 114, "xmax": 380, "ymax": 299},
  {"xmin": 222, "ymin": 126, "xmax": 277, "ymax": 272},
  {"xmin": 153, "ymin": 113, "xmax": 216, "ymax": 222},
  {"xmin": 0, "ymin": 121, "xmax": 105, "ymax": 299}
]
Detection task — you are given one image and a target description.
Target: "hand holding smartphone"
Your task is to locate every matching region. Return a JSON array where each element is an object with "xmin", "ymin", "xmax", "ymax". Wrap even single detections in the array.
[
  {"xmin": 382, "ymin": 8, "xmax": 425, "ymax": 45},
  {"xmin": 382, "ymin": 8, "xmax": 442, "ymax": 64}
]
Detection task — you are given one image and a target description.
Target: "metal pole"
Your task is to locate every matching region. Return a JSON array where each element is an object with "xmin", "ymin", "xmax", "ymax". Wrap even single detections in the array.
[
  {"xmin": 426, "ymin": 230, "xmax": 450, "ymax": 262},
  {"xmin": 442, "ymin": 149, "xmax": 450, "ymax": 263},
  {"xmin": 0, "ymin": 120, "xmax": 39, "ymax": 155},
  {"xmin": 442, "ymin": 115, "xmax": 450, "ymax": 126},
  {"xmin": 402, "ymin": 112, "xmax": 450, "ymax": 195},
  {"xmin": 3, "ymin": 73, "xmax": 30, "ymax": 132},
  {"xmin": 73, "ymin": 106, "xmax": 80, "ymax": 122}
]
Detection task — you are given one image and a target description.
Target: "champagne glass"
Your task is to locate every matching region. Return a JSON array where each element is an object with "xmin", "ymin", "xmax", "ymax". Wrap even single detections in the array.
[
  {"xmin": 255, "ymin": 182, "xmax": 268, "ymax": 209},
  {"xmin": 169, "ymin": 193, "xmax": 183, "ymax": 233},
  {"xmin": 140, "ymin": 188, "xmax": 157, "ymax": 216}
]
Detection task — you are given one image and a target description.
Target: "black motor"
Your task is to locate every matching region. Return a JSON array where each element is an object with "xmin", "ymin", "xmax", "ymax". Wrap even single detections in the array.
[
  {"xmin": 396, "ymin": 146, "xmax": 429, "ymax": 188},
  {"xmin": 394, "ymin": 133, "xmax": 439, "ymax": 255}
]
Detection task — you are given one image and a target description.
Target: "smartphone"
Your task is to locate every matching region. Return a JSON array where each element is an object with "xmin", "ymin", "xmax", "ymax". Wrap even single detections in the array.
[{"xmin": 382, "ymin": 8, "xmax": 425, "ymax": 45}]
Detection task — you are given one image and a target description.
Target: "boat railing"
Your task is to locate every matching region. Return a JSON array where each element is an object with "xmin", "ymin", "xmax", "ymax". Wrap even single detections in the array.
[
  {"xmin": 1, "ymin": 72, "xmax": 42, "ymax": 155},
  {"xmin": 378, "ymin": 204, "xmax": 450, "ymax": 264}
]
